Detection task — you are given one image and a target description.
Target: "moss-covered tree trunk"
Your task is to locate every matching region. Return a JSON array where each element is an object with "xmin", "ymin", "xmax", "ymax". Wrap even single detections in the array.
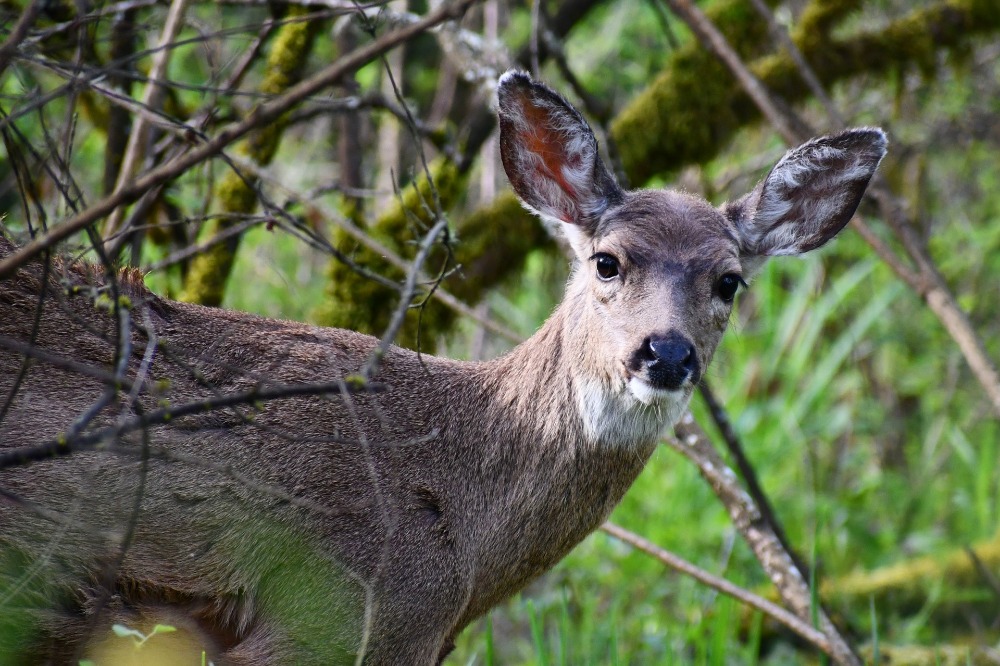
[
  {"xmin": 315, "ymin": 163, "xmax": 555, "ymax": 350},
  {"xmin": 180, "ymin": 8, "xmax": 321, "ymax": 306}
]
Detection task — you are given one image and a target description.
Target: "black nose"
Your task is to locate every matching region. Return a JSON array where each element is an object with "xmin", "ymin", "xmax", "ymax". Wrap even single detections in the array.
[{"xmin": 643, "ymin": 333, "xmax": 698, "ymax": 390}]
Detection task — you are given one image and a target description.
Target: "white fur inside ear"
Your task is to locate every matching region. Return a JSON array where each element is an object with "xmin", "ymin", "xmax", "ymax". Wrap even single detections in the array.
[
  {"xmin": 559, "ymin": 222, "xmax": 593, "ymax": 259},
  {"xmin": 739, "ymin": 129, "xmax": 886, "ymax": 256}
]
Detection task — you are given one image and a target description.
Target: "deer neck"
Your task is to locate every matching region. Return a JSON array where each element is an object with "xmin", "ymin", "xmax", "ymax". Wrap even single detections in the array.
[
  {"xmin": 454, "ymin": 299, "xmax": 664, "ymax": 621},
  {"xmin": 486, "ymin": 289, "xmax": 678, "ymax": 456},
  {"xmin": 466, "ymin": 292, "xmax": 668, "ymax": 523}
]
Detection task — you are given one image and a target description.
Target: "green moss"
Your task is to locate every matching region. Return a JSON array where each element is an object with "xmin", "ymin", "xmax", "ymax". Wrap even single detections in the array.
[
  {"xmin": 447, "ymin": 193, "xmax": 554, "ymax": 304},
  {"xmin": 180, "ymin": 7, "xmax": 321, "ymax": 306},
  {"xmin": 794, "ymin": 0, "xmax": 863, "ymax": 40},
  {"xmin": 215, "ymin": 168, "xmax": 258, "ymax": 215},
  {"xmin": 611, "ymin": 0, "xmax": 775, "ymax": 184},
  {"xmin": 823, "ymin": 533, "xmax": 1000, "ymax": 608},
  {"xmin": 381, "ymin": 158, "xmax": 463, "ymax": 233},
  {"xmin": 316, "ymin": 161, "xmax": 556, "ymax": 351},
  {"xmin": 615, "ymin": 0, "xmax": 1000, "ymax": 186},
  {"xmin": 179, "ymin": 239, "xmax": 236, "ymax": 306},
  {"xmin": 315, "ymin": 158, "xmax": 466, "ymax": 348},
  {"xmin": 859, "ymin": 645, "xmax": 1000, "ymax": 666}
]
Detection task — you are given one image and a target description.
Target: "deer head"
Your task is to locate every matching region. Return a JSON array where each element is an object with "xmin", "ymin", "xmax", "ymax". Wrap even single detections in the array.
[{"xmin": 497, "ymin": 71, "xmax": 886, "ymax": 444}]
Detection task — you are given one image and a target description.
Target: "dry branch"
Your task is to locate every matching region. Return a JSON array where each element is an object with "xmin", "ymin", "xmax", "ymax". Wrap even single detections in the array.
[
  {"xmin": 670, "ymin": 414, "xmax": 861, "ymax": 665},
  {"xmin": 602, "ymin": 522, "xmax": 834, "ymax": 654},
  {"xmin": 179, "ymin": 5, "xmax": 322, "ymax": 306},
  {"xmin": 102, "ymin": 0, "xmax": 190, "ymax": 246},
  {"xmin": 0, "ymin": 0, "xmax": 478, "ymax": 280},
  {"xmin": 0, "ymin": 378, "xmax": 384, "ymax": 470}
]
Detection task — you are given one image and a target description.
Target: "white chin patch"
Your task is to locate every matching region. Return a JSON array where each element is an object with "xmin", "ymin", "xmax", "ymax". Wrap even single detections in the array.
[
  {"xmin": 575, "ymin": 377, "xmax": 691, "ymax": 448},
  {"xmin": 626, "ymin": 377, "xmax": 685, "ymax": 407}
]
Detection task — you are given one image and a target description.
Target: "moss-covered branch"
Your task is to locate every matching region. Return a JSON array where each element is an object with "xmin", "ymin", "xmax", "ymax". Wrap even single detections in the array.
[
  {"xmin": 858, "ymin": 644, "xmax": 1000, "ymax": 666},
  {"xmin": 180, "ymin": 9, "xmax": 321, "ymax": 306},
  {"xmin": 316, "ymin": 157, "xmax": 466, "ymax": 346},
  {"xmin": 613, "ymin": 0, "xmax": 1000, "ymax": 183},
  {"xmin": 316, "ymin": 174, "xmax": 553, "ymax": 349},
  {"xmin": 749, "ymin": 533, "xmax": 1000, "ymax": 649},
  {"xmin": 823, "ymin": 534, "xmax": 1000, "ymax": 614}
]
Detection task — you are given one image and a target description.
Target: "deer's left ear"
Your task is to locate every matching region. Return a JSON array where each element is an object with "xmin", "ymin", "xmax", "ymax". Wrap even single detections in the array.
[
  {"xmin": 497, "ymin": 70, "xmax": 623, "ymax": 236},
  {"xmin": 724, "ymin": 128, "xmax": 887, "ymax": 257}
]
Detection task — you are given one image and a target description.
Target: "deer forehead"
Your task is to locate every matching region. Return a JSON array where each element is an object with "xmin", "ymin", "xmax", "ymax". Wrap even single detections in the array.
[{"xmin": 589, "ymin": 190, "xmax": 741, "ymax": 274}]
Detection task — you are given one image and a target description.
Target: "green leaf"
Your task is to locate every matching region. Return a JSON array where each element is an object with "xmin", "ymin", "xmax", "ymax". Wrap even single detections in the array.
[
  {"xmin": 111, "ymin": 624, "xmax": 144, "ymax": 640},
  {"xmin": 150, "ymin": 624, "xmax": 177, "ymax": 636}
]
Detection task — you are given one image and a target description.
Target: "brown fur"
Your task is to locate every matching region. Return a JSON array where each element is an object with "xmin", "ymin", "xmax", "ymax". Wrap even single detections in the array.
[
  {"xmin": 0, "ymin": 235, "xmax": 651, "ymax": 664},
  {"xmin": 0, "ymin": 73, "xmax": 885, "ymax": 665}
]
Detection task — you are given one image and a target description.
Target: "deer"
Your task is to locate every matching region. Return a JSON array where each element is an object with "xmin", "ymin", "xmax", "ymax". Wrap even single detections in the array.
[{"xmin": 0, "ymin": 71, "xmax": 885, "ymax": 665}]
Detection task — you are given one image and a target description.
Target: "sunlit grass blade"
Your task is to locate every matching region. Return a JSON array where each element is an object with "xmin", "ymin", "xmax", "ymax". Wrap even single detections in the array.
[
  {"xmin": 527, "ymin": 599, "xmax": 549, "ymax": 666},
  {"xmin": 870, "ymin": 594, "xmax": 880, "ymax": 665}
]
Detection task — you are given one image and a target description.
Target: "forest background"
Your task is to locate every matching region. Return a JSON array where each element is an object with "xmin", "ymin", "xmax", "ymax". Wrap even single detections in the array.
[{"xmin": 0, "ymin": 0, "xmax": 998, "ymax": 663}]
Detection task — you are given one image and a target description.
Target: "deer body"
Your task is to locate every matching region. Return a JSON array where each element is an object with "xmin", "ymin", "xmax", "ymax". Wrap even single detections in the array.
[
  {"xmin": 0, "ymin": 72, "xmax": 885, "ymax": 664},
  {"xmin": 0, "ymin": 262, "xmax": 652, "ymax": 664}
]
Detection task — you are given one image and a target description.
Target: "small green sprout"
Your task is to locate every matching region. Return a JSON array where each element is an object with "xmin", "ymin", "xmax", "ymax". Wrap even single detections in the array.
[{"xmin": 110, "ymin": 622, "xmax": 177, "ymax": 648}]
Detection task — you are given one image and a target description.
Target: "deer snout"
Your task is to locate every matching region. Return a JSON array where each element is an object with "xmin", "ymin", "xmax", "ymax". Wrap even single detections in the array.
[{"xmin": 636, "ymin": 333, "xmax": 699, "ymax": 391}]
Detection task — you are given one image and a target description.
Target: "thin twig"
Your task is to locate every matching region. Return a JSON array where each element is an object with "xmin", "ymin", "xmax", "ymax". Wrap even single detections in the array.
[
  {"xmin": 0, "ymin": 0, "xmax": 42, "ymax": 77},
  {"xmin": 669, "ymin": 413, "xmax": 859, "ymax": 665},
  {"xmin": 745, "ymin": 0, "xmax": 843, "ymax": 127},
  {"xmin": 601, "ymin": 522, "xmax": 832, "ymax": 653},
  {"xmin": 698, "ymin": 381, "xmax": 809, "ymax": 580},
  {"xmin": 0, "ymin": 0, "xmax": 478, "ymax": 280},
  {"xmin": 0, "ymin": 378, "xmax": 384, "ymax": 470},
  {"xmin": 103, "ymin": 0, "xmax": 191, "ymax": 245},
  {"xmin": 217, "ymin": 155, "xmax": 522, "ymax": 343},
  {"xmin": 361, "ymin": 215, "xmax": 450, "ymax": 378}
]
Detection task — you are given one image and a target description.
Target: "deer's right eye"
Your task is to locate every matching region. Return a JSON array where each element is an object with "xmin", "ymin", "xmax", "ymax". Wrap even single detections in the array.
[
  {"xmin": 594, "ymin": 254, "xmax": 620, "ymax": 281},
  {"xmin": 715, "ymin": 273, "xmax": 746, "ymax": 302}
]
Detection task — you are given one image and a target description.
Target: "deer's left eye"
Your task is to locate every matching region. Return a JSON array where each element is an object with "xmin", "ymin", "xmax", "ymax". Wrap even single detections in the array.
[
  {"xmin": 715, "ymin": 273, "xmax": 745, "ymax": 302},
  {"xmin": 594, "ymin": 253, "xmax": 620, "ymax": 281}
]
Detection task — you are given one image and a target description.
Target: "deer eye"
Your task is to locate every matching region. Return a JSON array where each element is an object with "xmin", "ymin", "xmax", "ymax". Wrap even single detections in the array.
[
  {"xmin": 716, "ymin": 273, "xmax": 745, "ymax": 302},
  {"xmin": 594, "ymin": 253, "xmax": 620, "ymax": 281}
]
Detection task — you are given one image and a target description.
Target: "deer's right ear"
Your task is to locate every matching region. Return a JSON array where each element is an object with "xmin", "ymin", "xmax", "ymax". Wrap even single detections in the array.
[
  {"xmin": 497, "ymin": 71, "xmax": 623, "ymax": 238},
  {"xmin": 724, "ymin": 128, "xmax": 887, "ymax": 259}
]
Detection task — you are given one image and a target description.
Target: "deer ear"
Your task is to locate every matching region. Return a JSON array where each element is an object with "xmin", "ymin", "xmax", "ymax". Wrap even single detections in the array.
[
  {"xmin": 497, "ymin": 71, "xmax": 623, "ymax": 236},
  {"xmin": 725, "ymin": 128, "xmax": 887, "ymax": 257}
]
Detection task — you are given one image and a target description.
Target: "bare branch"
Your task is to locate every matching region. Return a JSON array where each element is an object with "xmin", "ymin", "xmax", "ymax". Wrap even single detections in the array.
[
  {"xmin": 669, "ymin": 413, "xmax": 861, "ymax": 666},
  {"xmin": 0, "ymin": 0, "xmax": 42, "ymax": 77},
  {"xmin": 601, "ymin": 521, "xmax": 833, "ymax": 655},
  {"xmin": 0, "ymin": 0, "xmax": 478, "ymax": 280},
  {"xmin": 0, "ymin": 378, "xmax": 384, "ymax": 471},
  {"xmin": 698, "ymin": 381, "xmax": 808, "ymax": 580},
  {"xmin": 102, "ymin": 0, "xmax": 191, "ymax": 246}
]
